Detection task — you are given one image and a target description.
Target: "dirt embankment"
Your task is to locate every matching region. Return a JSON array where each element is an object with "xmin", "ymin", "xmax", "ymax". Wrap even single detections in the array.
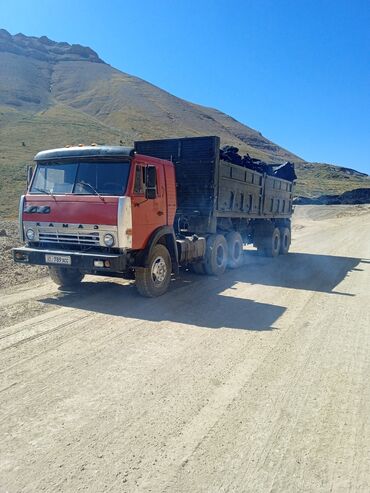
[{"xmin": 0, "ymin": 220, "xmax": 47, "ymax": 289}]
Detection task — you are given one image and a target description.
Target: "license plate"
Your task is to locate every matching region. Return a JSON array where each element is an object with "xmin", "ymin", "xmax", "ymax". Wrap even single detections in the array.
[{"xmin": 45, "ymin": 254, "xmax": 72, "ymax": 265}]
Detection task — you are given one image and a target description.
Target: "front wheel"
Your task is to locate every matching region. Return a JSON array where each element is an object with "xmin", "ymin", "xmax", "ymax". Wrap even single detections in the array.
[
  {"xmin": 135, "ymin": 244, "xmax": 172, "ymax": 297},
  {"xmin": 48, "ymin": 266, "xmax": 84, "ymax": 289}
]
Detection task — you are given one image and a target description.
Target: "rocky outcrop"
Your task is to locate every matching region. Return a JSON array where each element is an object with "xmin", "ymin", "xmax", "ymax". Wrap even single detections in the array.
[
  {"xmin": 294, "ymin": 188, "xmax": 370, "ymax": 205},
  {"xmin": 0, "ymin": 28, "xmax": 103, "ymax": 64}
]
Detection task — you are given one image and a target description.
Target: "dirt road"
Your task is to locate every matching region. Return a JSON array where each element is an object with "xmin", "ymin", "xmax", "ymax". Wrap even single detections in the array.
[{"xmin": 1, "ymin": 205, "xmax": 369, "ymax": 492}]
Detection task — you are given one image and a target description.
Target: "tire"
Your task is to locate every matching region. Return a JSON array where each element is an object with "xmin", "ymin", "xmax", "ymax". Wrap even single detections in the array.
[
  {"xmin": 279, "ymin": 227, "xmax": 291, "ymax": 254},
  {"xmin": 255, "ymin": 224, "xmax": 281, "ymax": 257},
  {"xmin": 190, "ymin": 262, "xmax": 206, "ymax": 275},
  {"xmin": 135, "ymin": 244, "xmax": 172, "ymax": 297},
  {"xmin": 204, "ymin": 234, "xmax": 228, "ymax": 276},
  {"xmin": 226, "ymin": 231, "xmax": 244, "ymax": 269},
  {"xmin": 48, "ymin": 266, "xmax": 84, "ymax": 289},
  {"xmin": 263, "ymin": 227, "xmax": 281, "ymax": 257}
]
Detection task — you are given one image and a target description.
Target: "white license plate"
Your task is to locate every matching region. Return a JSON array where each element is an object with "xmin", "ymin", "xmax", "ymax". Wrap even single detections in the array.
[{"xmin": 45, "ymin": 254, "xmax": 72, "ymax": 265}]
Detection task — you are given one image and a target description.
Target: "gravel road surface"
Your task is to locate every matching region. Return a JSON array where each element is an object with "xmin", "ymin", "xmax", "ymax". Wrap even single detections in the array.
[{"xmin": 1, "ymin": 205, "xmax": 369, "ymax": 492}]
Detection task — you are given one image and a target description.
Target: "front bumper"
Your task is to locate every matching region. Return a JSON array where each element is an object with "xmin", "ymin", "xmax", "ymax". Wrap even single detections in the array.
[{"xmin": 12, "ymin": 246, "xmax": 129, "ymax": 273}]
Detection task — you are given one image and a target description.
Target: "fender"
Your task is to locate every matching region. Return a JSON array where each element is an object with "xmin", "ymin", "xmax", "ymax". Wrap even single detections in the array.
[{"xmin": 135, "ymin": 226, "xmax": 179, "ymax": 273}]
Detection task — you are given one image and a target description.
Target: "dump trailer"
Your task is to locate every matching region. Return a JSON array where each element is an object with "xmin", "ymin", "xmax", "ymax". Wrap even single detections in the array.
[{"xmin": 13, "ymin": 136, "xmax": 295, "ymax": 297}]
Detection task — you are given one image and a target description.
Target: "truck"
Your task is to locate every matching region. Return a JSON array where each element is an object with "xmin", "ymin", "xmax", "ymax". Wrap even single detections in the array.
[{"xmin": 12, "ymin": 136, "xmax": 295, "ymax": 297}]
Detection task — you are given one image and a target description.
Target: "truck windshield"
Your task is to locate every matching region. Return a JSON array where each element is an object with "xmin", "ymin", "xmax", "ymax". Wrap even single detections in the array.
[{"xmin": 30, "ymin": 161, "xmax": 131, "ymax": 196}]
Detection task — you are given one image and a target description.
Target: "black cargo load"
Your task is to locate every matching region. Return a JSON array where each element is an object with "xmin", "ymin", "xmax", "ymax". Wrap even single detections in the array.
[{"xmin": 135, "ymin": 136, "xmax": 294, "ymax": 235}]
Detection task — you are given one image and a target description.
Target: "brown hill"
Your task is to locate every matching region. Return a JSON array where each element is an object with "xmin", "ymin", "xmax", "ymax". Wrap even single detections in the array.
[{"xmin": 0, "ymin": 29, "xmax": 368, "ymax": 216}]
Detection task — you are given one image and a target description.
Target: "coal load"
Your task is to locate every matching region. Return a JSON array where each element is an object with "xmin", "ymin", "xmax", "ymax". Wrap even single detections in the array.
[
  {"xmin": 219, "ymin": 146, "xmax": 242, "ymax": 165},
  {"xmin": 272, "ymin": 161, "xmax": 297, "ymax": 181},
  {"xmin": 219, "ymin": 145, "xmax": 296, "ymax": 182}
]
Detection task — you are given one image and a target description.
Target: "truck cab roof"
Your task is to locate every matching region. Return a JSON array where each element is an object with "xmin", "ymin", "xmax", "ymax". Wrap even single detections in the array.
[{"xmin": 34, "ymin": 145, "xmax": 135, "ymax": 162}]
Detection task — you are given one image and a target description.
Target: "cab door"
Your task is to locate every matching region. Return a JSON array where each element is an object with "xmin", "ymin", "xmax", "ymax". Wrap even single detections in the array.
[{"xmin": 131, "ymin": 161, "xmax": 167, "ymax": 249}]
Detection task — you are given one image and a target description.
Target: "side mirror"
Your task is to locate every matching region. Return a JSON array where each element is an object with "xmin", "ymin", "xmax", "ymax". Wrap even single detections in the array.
[
  {"xmin": 145, "ymin": 165, "xmax": 157, "ymax": 199},
  {"xmin": 26, "ymin": 165, "xmax": 34, "ymax": 188}
]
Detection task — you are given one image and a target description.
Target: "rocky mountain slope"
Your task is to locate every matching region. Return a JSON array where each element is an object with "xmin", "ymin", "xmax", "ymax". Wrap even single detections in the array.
[{"xmin": 0, "ymin": 29, "xmax": 368, "ymax": 216}]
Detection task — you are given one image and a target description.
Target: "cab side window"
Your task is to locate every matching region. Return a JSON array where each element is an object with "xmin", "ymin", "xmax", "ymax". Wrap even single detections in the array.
[
  {"xmin": 145, "ymin": 165, "xmax": 158, "ymax": 199},
  {"xmin": 134, "ymin": 165, "xmax": 145, "ymax": 194}
]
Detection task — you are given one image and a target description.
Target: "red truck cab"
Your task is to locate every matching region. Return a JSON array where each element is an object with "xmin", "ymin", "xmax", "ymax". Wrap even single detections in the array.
[{"xmin": 14, "ymin": 145, "xmax": 180, "ymax": 296}]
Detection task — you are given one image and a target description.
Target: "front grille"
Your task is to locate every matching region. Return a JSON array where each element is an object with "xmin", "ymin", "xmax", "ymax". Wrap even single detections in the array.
[{"xmin": 38, "ymin": 230, "xmax": 100, "ymax": 246}]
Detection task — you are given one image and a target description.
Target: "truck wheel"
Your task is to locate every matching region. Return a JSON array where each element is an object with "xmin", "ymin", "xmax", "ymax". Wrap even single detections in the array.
[
  {"xmin": 135, "ymin": 244, "xmax": 172, "ymax": 297},
  {"xmin": 226, "ymin": 231, "xmax": 244, "ymax": 269},
  {"xmin": 204, "ymin": 234, "xmax": 228, "ymax": 276},
  {"xmin": 48, "ymin": 266, "xmax": 84, "ymax": 289},
  {"xmin": 262, "ymin": 227, "xmax": 281, "ymax": 257},
  {"xmin": 279, "ymin": 227, "xmax": 291, "ymax": 254}
]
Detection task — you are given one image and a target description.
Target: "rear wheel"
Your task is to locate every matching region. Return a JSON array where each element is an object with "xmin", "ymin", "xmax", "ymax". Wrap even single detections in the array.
[
  {"xmin": 255, "ymin": 225, "xmax": 281, "ymax": 257},
  {"xmin": 226, "ymin": 231, "xmax": 244, "ymax": 268},
  {"xmin": 48, "ymin": 266, "xmax": 84, "ymax": 289},
  {"xmin": 264, "ymin": 227, "xmax": 281, "ymax": 257},
  {"xmin": 204, "ymin": 234, "xmax": 228, "ymax": 276},
  {"xmin": 279, "ymin": 227, "xmax": 291, "ymax": 254},
  {"xmin": 135, "ymin": 244, "xmax": 172, "ymax": 297}
]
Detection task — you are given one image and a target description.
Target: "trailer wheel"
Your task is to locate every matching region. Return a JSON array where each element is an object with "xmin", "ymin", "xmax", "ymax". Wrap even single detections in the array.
[
  {"xmin": 135, "ymin": 244, "xmax": 172, "ymax": 297},
  {"xmin": 204, "ymin": 234, "xmax": 228, "ymax": 276},
  {"xmin": 279, "ymin": 227, "xmax": 291, "ymax": 254},
  {"xmin": 226, "ymin": 231, "xmax": 244, "ymax": 269},
  {"xmin": 48, "ymin": 266, "xmax": 84, "ymax": 289},
  {"xmin": 262, "ymin": 227, "xmax": 281, "ymax": 257}
]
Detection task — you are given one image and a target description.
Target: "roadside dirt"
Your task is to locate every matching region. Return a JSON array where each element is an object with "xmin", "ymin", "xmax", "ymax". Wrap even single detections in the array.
[
  {"xmin": 1, "ymin": 205, "xmax": 369, "ymax": 492},
  {"xmin": 0, "ymin": 220, "xmax": 47, "ymax": 289}
]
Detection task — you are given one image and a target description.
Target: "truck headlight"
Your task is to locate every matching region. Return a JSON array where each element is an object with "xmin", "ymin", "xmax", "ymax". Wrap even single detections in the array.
[
  {"xmin": 26, "ymin": 228, "xmax": 35, "ymax": 241},
  {"xmin": 103, "ymin": 233, "xmax": 114, "ymax": 247}
]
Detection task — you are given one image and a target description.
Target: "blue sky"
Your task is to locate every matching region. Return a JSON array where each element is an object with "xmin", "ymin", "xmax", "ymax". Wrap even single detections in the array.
[{"xmin": 2, "ymin": 0, "xmax": 369, "ymax": 173}]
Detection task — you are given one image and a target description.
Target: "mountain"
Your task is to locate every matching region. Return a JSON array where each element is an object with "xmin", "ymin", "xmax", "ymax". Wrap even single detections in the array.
[{"xmin": 0, "ymin": 29, "xmax": 368, "ymax": 216}]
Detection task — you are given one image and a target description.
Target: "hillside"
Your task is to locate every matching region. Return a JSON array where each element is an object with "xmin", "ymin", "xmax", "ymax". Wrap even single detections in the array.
[
  {"xmin": 294, "ymin": 162, "xmax": 369, "ymax": 197},
  {"xmin": 0, "ymin": 29, "xmax": 369, "ymax": 216}
]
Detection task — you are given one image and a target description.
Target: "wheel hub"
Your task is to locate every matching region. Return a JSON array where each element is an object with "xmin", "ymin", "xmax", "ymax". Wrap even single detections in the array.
[
  {"xmin": 151, "ymin": 256, "xmax": 167, "ymax": 284},
  {"xmin": 216, "ymin": 245, "xmax": 224, "ymax": 266}
]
